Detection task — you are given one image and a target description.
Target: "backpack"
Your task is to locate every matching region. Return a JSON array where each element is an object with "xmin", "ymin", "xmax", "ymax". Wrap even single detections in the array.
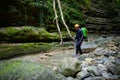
[{"xmin": 81, "ymin": 27, "xmax": 88, "ymax": 39}]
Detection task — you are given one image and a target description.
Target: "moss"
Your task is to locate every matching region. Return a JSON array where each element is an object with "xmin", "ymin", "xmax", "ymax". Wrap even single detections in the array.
[
  {"xmin": 38, "ymin": 29, "xmax": 59, "ymax": 41},
  {"xmin": 61, "ymin": 68, "xmax": 77, "ymax": 77},
  {"xmin": 62, "ymin": 30, "xmax": 75, "ymax": 40},
  {"xmin": 0, "ymin": 60, "xmax": 66, "ymax": 80},
  {"xmin": 0, "ymin": 43, "xmax": 53, "ymax": 59},
  {"xmin": 0, "ymin": 27, "xmax": 61, "ymax": 42},
  {"xmin": 0, "ymin": 27, "xmax": 76, "ymax": 42},
  {"xmin": 6, "ymin": 27, "xmax": 19, "ymax": 36}
]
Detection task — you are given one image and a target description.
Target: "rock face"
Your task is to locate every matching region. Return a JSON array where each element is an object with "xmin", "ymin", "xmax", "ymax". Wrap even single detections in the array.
[
  {"xmin": 0, "ymin": 0, "xmax": 40, "ymax": 27},
  {"xmin": 84, "ymin": 0, "xmax": 120, "ymax": 33},
  {"xmin": 0, "ymin": 60, "xmax": 66, "ymax": 80}
]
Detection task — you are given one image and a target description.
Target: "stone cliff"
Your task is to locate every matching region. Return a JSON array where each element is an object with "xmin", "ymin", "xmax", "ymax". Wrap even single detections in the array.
[{"xmin": 84, "ymin": 0, "xmax": 120, "ymax": 33}]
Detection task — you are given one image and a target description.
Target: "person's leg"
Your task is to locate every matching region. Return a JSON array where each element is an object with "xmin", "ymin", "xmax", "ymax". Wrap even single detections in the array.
[
  {"xmin": 73, "ymin": 42, "xmax": 80, "ymax": 57},
  {"xmin": 79, "ymin": 46, "xmax": 82, "ymax": 54},
  {"xmin": 79, "ymin": 39, "xmax": 83, "ymax": 54},
  {"xmin": 76, "ymin": 42, "xmax": 79, "ymax": 54}
]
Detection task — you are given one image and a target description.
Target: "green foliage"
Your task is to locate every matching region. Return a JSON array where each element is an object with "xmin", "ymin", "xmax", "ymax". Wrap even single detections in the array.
[
  {"xmin": 18, "ymin": 0, "xmax": 91, "ymax": 28},
  {"xmin": 116, "ymin": 0, "xmax": 120, "ymax": 7},
  {"xmin": 0, "ymin": 0, "xmax": 91, "ymax": 29},
  {"xmin": 59, "ymin": 0, "xmax": 91, "ymax": 27}
]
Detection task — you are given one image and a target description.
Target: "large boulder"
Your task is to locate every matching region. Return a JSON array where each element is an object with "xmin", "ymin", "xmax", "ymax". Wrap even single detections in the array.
[
  {"xmin": 0, "ymin": 27, "xmax": 59, "ymax": 42},
  {"xmin": 0, "ymin": 60, "xmax": 66, "ymax": 80},
  {"xmin": 57, "ymin": 58, "xmax": 82, "ymax": 77}
]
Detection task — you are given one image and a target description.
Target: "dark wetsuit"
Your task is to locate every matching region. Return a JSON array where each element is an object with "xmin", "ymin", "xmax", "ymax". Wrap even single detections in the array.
[{"xmin": 75, "ymin": 28, "xmax": 84, "ymax": 54}]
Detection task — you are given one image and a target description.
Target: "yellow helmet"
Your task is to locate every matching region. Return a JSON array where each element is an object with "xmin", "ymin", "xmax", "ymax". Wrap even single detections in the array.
[{"xmin": 74, "ymin": 24, "xmax": 80, "ymax": 28}]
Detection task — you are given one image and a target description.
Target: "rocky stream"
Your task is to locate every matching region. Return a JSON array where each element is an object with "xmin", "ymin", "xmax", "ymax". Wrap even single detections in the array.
[{"xmin": 0, "ymin": 35, "xmax": 120, "ymax": 80}]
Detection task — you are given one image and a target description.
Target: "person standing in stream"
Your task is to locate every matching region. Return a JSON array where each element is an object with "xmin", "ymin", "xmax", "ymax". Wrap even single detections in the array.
[{"xmin": 74, "ymin": 24, "xmax": 84, "ymax": 57}]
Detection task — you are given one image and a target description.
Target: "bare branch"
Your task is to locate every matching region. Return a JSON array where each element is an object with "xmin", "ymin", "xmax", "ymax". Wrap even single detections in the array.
[
  {"xmin": 57, "ymin": 0, "xmax": 74, "ymax": 40},
  {"xmin": 53, "ymin": 0, "xmax": 63, "ymax": 45}
]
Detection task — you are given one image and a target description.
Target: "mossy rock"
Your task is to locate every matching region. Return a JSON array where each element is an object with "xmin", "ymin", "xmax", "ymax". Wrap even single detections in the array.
[
  {"xmin": 0, "ymin": 27, "xmax": 76, "ymax": 42},
  {"xmin": 0, "ymin": 43, "xmax": 53, "ymax": 59},
  {"xmin": 57, "ymin": 58, "xmax": 82, "ymax": 77},
  {"xmin": 38, "ymin": 29, "xmax": 59, "ymax": 41},
  {"xmin": 0, "ymin": 60, "xmax": 66, "ymax": 80},
  {"xmin": 0, "ymin": 27, "xmax": 61, "ymax": 42}
]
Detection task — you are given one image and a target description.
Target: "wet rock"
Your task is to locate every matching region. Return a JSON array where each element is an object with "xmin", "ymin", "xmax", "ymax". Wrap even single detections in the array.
[
  {"xmin": 76, "ymin": 70, "xmax": 90, "ymax": 80},
  {"xmin": 66, "ymin": 77, "xmax": 74, "ymax": 80},
  {"xmin": 102, "ymin": 35, "xmax": 107, "ymax": 38},
  {"xmin": 104, "ymin": 60, "xmax": 120, "ymax": 75},
  {"xmin": 107, "ymin": 41, "xmax": 119, "ymax": 51},
  {"xmin": 77, "ymin": 54, "xmax": 95, "ymax": 61},
  {"xmin": 104, "ymin": 50, "xmax": 117, "ymax": 57},
  {"xmin": 52, "ymin": 66, "xmax": 58, "ymax": 71},
  {"xmin": 66, "ymin": 77, "xmax": 79, "ymax": 80},
  {"xmin": 107, "ymin": 41, "xmax": 116, "ymax": 47},
  {"xmin": 97, "ymin": 64, "xmax": 107, "ymax": 72},
  {"xmin": 109, "ymin": 46, "xmax": 119, "ymax": 51},
  {"xmin": 0, "ymin": 60, "xmax": 66, "ymax": 80},
  {"xmin": 111, "ymin": 58, "xmax": 120, "ymax": 65},
  {"xmin": 97, "ymin": 64, "xmax": 118, "ymax": 79},
  {"xmin": 117, "ymin": 51, "xmax": 120, "ymax": 59},
  {"xmin": 94, "ymin": 48, "xmax": 104, "ymax": 56},
  {"xmin": 84, "ymin": 76, "xmax": 105, "ymax": 80},
  {"xmin": 100, "ymin": 56, "xmax": 110, "ymax": 64},
  {"xmin": 101, "ymin": 71, "xmax": 119, "ymax": 80},
  {"xmin": 45, "ymin": 53, "xmax": 53, "ymax": 57},
  {"xmin": 85, "ymin": 58, "xmax": 96, "ymax": 65},
  {"xmin": 95, "ymin": 59, "xmax": 104, "ymax": 64},
  {"xmin": 57, "ymin": 58, "xmax": 82, "ymax": 77},
  {"xmin": 40, "ymin": 56, "xmax": 48, "ymax": 59},
  {"xmin": 86, "ymin": 65, "xmax": 101, "ymax": 76},
  {"xmin": 81, "ymin": 62, "xmax": 89, "ymax": 68}
]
